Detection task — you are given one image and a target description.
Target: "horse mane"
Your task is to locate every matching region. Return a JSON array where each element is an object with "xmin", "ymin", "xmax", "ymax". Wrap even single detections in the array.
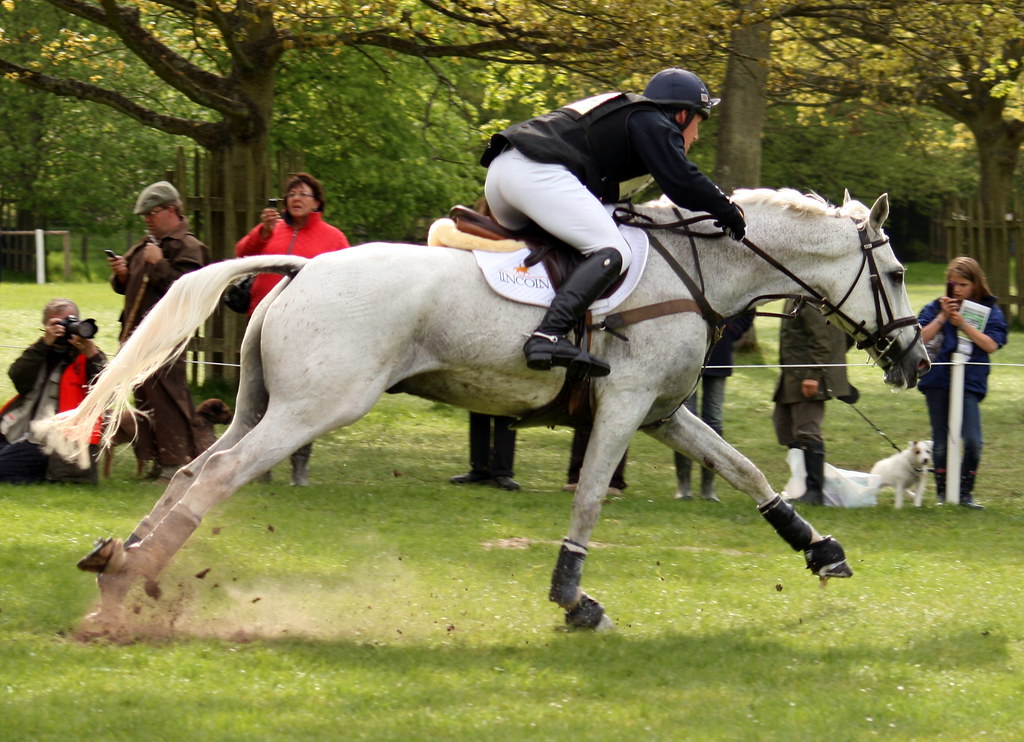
[{"xmin": 646, "ymin": 187, "xmax": 870, "ymax": 223}]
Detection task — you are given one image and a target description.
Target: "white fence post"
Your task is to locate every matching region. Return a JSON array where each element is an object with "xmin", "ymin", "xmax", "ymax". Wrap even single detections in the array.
[
  {"xmin": 34, "ymin": 229, "xmax": 45, "ymax": 284},
  {"xmin": 945, "ymin": 351, "xmax": 967, "ymax": 505}
]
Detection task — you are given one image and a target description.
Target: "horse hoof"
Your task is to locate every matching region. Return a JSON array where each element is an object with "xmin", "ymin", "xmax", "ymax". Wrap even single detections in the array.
[
  {"xmin": 77, "ymin": 537, "xmax": 127, "ymax": 574},
  {"xmin": 564, "ymin": 593, "xmax": 612, "ymax": 630}
]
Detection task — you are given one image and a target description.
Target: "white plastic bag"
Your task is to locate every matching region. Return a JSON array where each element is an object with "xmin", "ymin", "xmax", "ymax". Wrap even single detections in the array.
[
  {"xmin": 824, "ymin": 464, "xmax": 881, "ymax": 508},
  {"xmin": 782, "ymin": 448, "xmax": 882, "ymax": 507}
]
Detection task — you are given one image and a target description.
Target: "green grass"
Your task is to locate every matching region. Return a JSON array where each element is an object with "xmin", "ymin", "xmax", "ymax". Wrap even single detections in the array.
[{"xmin": 2, "ymin": 267, "xmax": 1024, "ymax": 741}]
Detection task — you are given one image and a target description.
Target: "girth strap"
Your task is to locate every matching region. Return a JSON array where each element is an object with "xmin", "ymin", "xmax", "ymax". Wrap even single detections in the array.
[{"xmin": 590, "ymin": 298, "xmax": 703, "ymax": 337}]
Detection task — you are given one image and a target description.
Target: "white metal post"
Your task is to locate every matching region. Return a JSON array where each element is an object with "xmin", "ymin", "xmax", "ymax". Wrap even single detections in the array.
[
  {"xmin": 34, "ymin": 229, "xmax": 46, "ymax": 284},
  {"xmin": 945, "ymin": 351, "xmax": 967, "ymax": 505}
]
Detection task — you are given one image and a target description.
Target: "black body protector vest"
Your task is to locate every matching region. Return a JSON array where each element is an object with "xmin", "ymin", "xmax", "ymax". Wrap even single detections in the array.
[{"xmin": 480, "ymin": 92, "xmax": 663, "ymax": 203}]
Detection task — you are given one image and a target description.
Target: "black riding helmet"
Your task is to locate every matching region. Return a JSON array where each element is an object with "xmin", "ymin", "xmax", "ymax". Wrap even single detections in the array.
[{"xmin": 643, "ymin": 68, "xmax": 720, "ymax": 120}]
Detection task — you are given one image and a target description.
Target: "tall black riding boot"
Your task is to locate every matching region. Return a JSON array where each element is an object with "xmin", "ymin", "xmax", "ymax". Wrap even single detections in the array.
[
  {"xmin": 673, "ymin": 452, "xmax": 692, "ymax": 499},
  {"xmin": 934, "ymin": 468, "xmax": 946, "ymax": 505},
  {"xmin": 791, "ymin": 443, "xmax": 825, "ymax": 506},
  {"xmin": 959, "ymin": 469, "xmax": 984, "ymax": 510},
  {"xmin": 523, "ymin": 248, "xmax": 622, "ymax": 378}
]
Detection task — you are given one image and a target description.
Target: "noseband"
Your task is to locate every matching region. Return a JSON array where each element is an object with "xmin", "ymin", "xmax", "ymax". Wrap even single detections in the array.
[{"xmin": 613, "ymin": 207, "xmax": 921, "ymax": 370}]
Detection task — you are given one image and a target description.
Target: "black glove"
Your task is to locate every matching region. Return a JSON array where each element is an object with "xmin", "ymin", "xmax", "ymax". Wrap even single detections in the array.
[
  {"xmin": 837, "ymin": 384, "xmax": 859, "ymax": 405},
  {"xmin": 715, "ymin": 204, "xmax": 746, "ymax": 241}
]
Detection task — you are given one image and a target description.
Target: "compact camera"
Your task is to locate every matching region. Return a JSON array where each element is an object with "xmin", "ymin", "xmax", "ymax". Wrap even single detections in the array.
[
  {"xmin": 56, "ymin": 315, "xmax": 99, "ymax": 344},
  {"xmin": 267, "ymin": 198, "xmax": 282, "ymax": 209}
]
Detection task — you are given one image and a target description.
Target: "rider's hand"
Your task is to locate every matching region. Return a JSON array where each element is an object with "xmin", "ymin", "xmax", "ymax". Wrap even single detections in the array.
[{"xmin": 716, "ymin": 204, "xmax": 746, "ymax": 242}]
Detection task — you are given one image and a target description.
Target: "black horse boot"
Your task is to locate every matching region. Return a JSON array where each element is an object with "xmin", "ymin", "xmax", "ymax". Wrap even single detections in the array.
[
  {"xmin": 673, "ymin": 452, "xmax": 692, "ymax": 499},
  {"xmin": 523, "ymin": 248, "xmax": 622, "ymax": 378},
  {"xmin": 959, "ymin": 469, "xmax": 984, "ymax": 510},
  {"xmin": 791, "ymin": 443, "xmax": 825, "ymax": 506}
]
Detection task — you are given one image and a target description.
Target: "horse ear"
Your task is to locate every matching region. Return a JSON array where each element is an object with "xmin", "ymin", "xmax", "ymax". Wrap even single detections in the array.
[
  {"xmin": 869, "ymin": 193, "xmax": 889, "ymax": 231},
  {"xmin": 843, "ymin": 189, "xmax": 852, "ymax": 206}
]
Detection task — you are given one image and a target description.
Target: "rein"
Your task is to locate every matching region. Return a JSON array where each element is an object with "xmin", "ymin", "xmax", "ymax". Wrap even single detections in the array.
[{"xmin": 609, "ymin": 204, "xmax": 921, "ymax": 372}]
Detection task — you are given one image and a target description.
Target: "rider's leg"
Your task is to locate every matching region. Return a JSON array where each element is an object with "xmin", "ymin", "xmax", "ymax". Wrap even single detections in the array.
[{"xmin": 485, "ymin": 150, "xmax": 630, "ymax": 377}]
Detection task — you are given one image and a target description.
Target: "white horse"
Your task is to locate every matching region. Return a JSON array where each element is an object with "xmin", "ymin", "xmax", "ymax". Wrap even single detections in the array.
[{"xmin": 42, "ymin": 188, "xmax": 928, "ymax": 634}]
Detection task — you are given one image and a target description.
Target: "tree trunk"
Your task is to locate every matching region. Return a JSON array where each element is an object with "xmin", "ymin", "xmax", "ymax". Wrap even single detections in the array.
[
  {"xmin": 716, "ymin": 18, "xmax": 771, "ymax": 351},
  {"xmin": 714, "ymin": 19, "xmax": 771, "ymax": 193},
  {"xmin": 970, "ymin": 120, "xmax": 1023, "ymax": 305}
]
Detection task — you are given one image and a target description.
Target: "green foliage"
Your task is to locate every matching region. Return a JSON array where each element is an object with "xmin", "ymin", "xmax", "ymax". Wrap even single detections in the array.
[
  {"xmin": 762, "ymin": 104, "xmax": 978, "ymax": 208},
  {"xmin": 272, "ymin": 50, "xmax": 488, "ymax": 241}
]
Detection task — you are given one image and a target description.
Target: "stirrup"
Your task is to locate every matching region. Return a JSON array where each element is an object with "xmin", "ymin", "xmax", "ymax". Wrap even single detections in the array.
[{"xmin": 524, "ymin": 332, "xmax": 610, "ymax": 377}]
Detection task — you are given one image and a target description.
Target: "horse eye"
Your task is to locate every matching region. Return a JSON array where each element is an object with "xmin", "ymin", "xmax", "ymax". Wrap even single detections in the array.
[{"xmin": 889, "ymin": 270, "xmax": 905, "ymax": 284}]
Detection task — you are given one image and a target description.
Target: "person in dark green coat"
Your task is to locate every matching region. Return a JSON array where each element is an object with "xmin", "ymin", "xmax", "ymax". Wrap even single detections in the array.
[{"xmin": 772, "ymin": 299, "xmax": 853, "ymax": 505}]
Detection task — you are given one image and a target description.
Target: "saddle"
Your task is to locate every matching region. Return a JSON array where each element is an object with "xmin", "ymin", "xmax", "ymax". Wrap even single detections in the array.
[
  {"xmin": 445, "ymin": 205, "xmax": 627, "ymax": 430},
  {"xmin": 447, "ymin": 205, "xmax": 625, "ymax": 296}
]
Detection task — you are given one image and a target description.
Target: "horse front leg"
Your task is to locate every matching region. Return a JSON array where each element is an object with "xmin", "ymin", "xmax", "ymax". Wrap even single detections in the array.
[
  {"xmin": 550, "ymin": 415, "xmax": 641, "ymax": 631},
  {"xmin": 647, "ymin": 413, "xmax": 853, "ymax": 584}
]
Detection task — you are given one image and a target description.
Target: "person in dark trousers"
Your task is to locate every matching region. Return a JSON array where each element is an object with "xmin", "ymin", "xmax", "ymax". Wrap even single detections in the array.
[
  {"xmin": 772, "ymin": 299, "xmax": 852, "ymax": 506},
  {"xmin": 564, "ymin": 429, "xmax": 628, "ymax": 497},
  {"xmin": 917, "ymin": 256, "xmax": 1007, "ymax": 509},
  {"xmin": 674, "ymin": 314, "xmax": 754, "ymax": 501},
  {"xmin": 450, "ymin": 412, "xmax": 520, "ymax": 491},
  {"xmin": 481, "ymin": 68, "xmax": 745, "ymax": 378}
]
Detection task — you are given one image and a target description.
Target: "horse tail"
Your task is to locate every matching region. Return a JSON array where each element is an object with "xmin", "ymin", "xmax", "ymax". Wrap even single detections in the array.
[{"xmin": 34, "ymin": 255, "xmax": 308, "ymax": 467}]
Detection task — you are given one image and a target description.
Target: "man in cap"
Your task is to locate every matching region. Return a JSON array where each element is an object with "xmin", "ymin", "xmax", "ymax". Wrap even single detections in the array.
[{"xmin": 106, "ymin": 181, "xmax": 210, "ymax": 481}]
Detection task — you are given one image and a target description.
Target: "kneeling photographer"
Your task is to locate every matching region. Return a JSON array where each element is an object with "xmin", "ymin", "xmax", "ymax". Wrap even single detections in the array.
[{"xmin": 0, "ymin": 298, "xmax": 106, "ymax": 484}]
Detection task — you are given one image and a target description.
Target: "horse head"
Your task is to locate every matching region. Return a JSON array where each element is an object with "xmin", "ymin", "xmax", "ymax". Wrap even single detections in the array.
[{"xmin": 822, "ymin": 192, "xmax": 930, "ymax": 389}]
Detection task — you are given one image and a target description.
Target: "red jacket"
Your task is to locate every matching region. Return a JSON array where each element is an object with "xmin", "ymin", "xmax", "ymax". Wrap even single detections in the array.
[
  {"xmin": 234, "ymin": 211, "xmax": 350, "ymax": 314},
  {"xmin": 2, "ymin": 347, "xmax": 105, "ymax": 445}
]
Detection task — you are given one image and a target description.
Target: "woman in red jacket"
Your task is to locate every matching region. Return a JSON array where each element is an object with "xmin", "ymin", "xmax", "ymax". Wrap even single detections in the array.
[
  {"xmin": 235, "ymin": 172, "xmax": 351, "ymax": 315},
  {"xmin": 235, "ymin": 173, "xmax": 351, "ymax": 485}
]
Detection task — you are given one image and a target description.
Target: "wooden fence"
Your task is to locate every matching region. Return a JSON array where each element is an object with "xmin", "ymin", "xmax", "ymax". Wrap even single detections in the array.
[
  {"xmin": 161, "ymin": 147, "xmax": 304, "ymax": 385},
  {"xmin": 930, "ymin": 192, "xmax": 1023, "ymax": 325}
]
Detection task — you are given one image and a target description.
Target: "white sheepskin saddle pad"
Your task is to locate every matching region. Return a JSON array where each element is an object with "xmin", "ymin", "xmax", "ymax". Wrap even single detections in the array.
[{"xmin": 427, "ymin": 206, "xmax": 649, "ymax": 311}]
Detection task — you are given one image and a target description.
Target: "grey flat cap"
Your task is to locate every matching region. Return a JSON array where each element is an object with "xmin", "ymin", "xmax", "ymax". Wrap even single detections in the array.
[{"xmin": 134, "ymin": 181, "xmax": 180, "ymax": 215}]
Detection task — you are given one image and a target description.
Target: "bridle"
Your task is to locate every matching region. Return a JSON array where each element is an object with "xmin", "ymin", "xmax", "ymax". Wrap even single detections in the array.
[{"xmin": 611, "ymin": 205, "xmax": 922, "ymax": 371}]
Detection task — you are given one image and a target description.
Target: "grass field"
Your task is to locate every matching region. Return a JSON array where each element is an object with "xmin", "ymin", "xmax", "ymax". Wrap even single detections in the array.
[{"xmin": 1, "ymin": 264, "xmax": 1023, "ymax": 741}]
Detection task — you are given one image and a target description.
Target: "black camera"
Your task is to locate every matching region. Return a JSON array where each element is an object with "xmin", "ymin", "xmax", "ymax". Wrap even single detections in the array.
[
  {"xmin": 56, "ymin": 315, "xmax": 99, "ymax": 344},
  {"xmin": 267, "ymin": 198, "xmax": 282, "ymax": 209}
]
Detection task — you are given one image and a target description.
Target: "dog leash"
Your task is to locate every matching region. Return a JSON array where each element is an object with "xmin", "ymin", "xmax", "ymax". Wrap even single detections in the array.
[{"xmin": 844, "ymin": 401, "xmax": 903, "ymax": 453}]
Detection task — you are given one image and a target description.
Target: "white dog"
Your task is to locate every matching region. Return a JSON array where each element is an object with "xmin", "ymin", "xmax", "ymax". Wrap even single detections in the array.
[{"xmin": 870, "ymin": 440, "xmax": 933, "ymax": 508}]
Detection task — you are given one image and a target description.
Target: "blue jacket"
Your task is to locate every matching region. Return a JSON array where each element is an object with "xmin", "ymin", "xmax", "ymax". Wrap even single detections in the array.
[{"xmin": 917, "ymin": 295, "xmax": 1007, "ymax": 399}]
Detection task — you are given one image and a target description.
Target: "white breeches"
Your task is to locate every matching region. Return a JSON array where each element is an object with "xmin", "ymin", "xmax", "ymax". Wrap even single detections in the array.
[{"xmin": 484, "ymin": 148, "xmax": 632, "ymax": 273}]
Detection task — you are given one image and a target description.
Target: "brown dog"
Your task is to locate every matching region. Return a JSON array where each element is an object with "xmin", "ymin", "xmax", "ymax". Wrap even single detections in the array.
[{"xmin": 101, "ymin": 398, "xmax": 233, "ymax": 478}]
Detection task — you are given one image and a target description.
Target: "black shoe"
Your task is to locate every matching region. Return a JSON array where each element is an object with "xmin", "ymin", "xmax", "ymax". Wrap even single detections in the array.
[
  {"xmin": 493, "ymin": 475, "xmax": 521, "ymax": 491},
  {"xmin": 523, "ymin": 248, "xmax": 621, "ymax": 378},
  {"xmin": 959, "ymin": 499, "xmax": 985, "ymax": 510},
  {"xmin": 524, "ymin": 332, "xmax": 611, "ymax": 377},
  {"xmin": 450, "ymin": 470, "xmax": 492, "ymax": 485}
]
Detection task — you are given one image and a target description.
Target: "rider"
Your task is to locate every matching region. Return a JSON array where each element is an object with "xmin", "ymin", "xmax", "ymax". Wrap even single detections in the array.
[{"xmin": 481, "ymin": 68, "xmax": 746, "ymax": 377}]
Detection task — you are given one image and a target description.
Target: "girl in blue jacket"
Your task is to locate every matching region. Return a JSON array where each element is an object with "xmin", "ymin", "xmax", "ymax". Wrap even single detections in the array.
[{"xmin": 917, "ymin": 256, "xmax": 1008, "ymax": 509}]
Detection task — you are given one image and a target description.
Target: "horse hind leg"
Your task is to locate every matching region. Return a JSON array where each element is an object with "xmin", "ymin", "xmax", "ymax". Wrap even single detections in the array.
[{"xmin": 118, "ymin": 358, "xmax": 268, "ymax": 550}]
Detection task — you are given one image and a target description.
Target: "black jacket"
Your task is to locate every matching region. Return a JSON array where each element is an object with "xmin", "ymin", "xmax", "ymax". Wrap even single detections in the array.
[{"xmin": 481, "ymin": 92, "xmax": 740, "ymax": 224}]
